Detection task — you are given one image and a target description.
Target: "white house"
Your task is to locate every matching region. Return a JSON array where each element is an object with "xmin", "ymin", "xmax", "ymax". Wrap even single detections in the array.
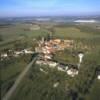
[
  {"xmin": 14, "ymin": 51, "xmax": 24, "ymax": 55},
  {"xmin": 49, "ymin": 62, "xmax": 58, "ymax": 68},
  {"xmin": 57, "ymin": 66, "xmax": 65, "ymax": 71},
  {"xmin": 23, "ymin": 49, "xmax": 34, "ymax": 54},
  {"xmin": 67, "ymin": 68, "xmax": 78, "ymax": 77},
  {"xmin": 36, "ymin": 60, "xmax": 43, "ymax": 65},
  {"xmin": 97, "ymin": 75, "xmax": 100, "ymax": 80},
  {"xmin": 1, "ymin": 53, "xmax": 8, "ymax": 58},
  {"xmin": 44, "ymin": 55, "xmax": 52, "ymax": 60}
]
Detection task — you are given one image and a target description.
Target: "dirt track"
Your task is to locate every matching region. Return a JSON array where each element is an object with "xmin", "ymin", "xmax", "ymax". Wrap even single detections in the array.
[{"xmin": 2, "ymin": 57, "xmax": 37, "ymax": 100}]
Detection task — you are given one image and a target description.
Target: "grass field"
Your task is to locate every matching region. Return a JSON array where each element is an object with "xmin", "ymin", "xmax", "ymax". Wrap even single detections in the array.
[
  {"xmin": 0, "ymin": 23, "xmax": 48, "ymax": 41},
  {"xmin": 54, "ymin": 27, "xmax": 100, "ymax": 39},
  {"xmin": 11, "ymin": 64, "xmax": 69, "ymax": 100},
  {"xmin": 0, "ymin": 23, "xmax": 49, "ymax": 51},
  {"xmin": 0, "ymin": 22, "xmax": 100, "ymax": 100},
  {"xmin": 0, "ymin": 23, "xmax": 100, "ymax": 46},
  {"xmin": 0, "ymin": 55, "xmax": 31, "ymax": 97}
]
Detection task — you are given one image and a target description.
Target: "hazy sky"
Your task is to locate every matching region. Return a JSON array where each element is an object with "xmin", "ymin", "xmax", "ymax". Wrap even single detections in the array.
[{"xmin": 0, "ymin": 0, "xmax": 100, "ymax": 17}]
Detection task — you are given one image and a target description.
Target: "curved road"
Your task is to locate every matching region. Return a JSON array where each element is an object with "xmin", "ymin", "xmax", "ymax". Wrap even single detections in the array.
[{"xmin": 2, "ymin": 57, "xmax": 37, "ymax": 100}]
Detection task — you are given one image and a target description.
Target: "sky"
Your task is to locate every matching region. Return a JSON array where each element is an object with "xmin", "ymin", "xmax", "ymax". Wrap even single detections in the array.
[{"xmin": 0, "ymin": 0, "xmax": 100, "ymax": 17}]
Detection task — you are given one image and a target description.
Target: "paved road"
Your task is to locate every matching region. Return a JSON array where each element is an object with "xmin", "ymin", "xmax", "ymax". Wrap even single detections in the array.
[{"xmin": 2, "ymin": 57, "xmax": 37, "ymax": 100}]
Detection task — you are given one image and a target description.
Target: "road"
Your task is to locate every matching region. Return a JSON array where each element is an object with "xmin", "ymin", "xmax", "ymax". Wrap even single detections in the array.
[{"xmin": 2, "ymin": 56, "xmax": 37, "ymax": 100}]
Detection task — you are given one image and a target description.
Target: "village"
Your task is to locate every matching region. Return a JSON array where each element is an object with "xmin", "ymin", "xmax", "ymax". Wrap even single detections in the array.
[
  {"xmin": 0, "ymin": 36, "xmax": 100, "ymax": 79},
  {"xmin": 35, "ymin": 37, "xmax": 85, "ymax": 77}
]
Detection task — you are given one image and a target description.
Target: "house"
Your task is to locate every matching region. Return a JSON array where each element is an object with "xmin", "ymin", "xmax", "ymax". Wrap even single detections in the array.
[
  {"xmin": 36, "ymin": 60, "xmax": 43, "ymax": 65},
  {"xmin": 57, "ymin": 66, "xmax": 65, "ymax": 71},
  {"xmin": 14, "ymin": 51, "xmax": 24, "ymax": 55},
  {"xmin": 48, "ymin": 61, "xmax": 58, "ymax": 68},
  {"xmin": 64, "ymin": 39, "xmax": 74, "ymax": 43},
  {"xmin": 95, "ymin": 67, "xmax": 100, "ymax": 80},
  {"xmin": 53, "ymin": 39, "xmax": 61, "ymax": 44},
  {"xmin": 0, "ymin": 53, "xmax": 8, "ymax": 58},
  {"xmin": 67, "ymin": 68, "xmax": 78, "ymax": 77},
  {"xmin": 44, "ymin": 55, "xmax": 52, "ymax": 60},
  {"xmin": 57, "ymin": 64, "xmax": 68, "ymax": 71},
  {"xmin": 23, "ymin": 49, "xmax": 34, "ymax": 54},
  {"xmin": 36, "ymin": 60, "xmax": 48, "ymax": 65},
  {"xmin": 35, "ymin": 47, "xmax": 42, "ymax": 53},
  {"xmin": 97, "ymin": 74, "xmax": 100, "ymax": 80}
]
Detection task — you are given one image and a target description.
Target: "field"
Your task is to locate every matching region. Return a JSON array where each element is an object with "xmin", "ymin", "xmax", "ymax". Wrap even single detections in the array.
[
  {"xmin": 0, "ymin": 23, "xmax": 48, "ymax": 40},
  {"xmin": 55, "ymin": 27, "xmax": 100, "ymax": 39},
  {"xmin": 11, "ymin": 64, "xmax": 69, "ymax": 100},
  {"xmin": 0, "ymin": 22, "xmax": 100, "ymax": 47},
  {"xmin": 0, "ymin": 23, "xmax": 49, "ymax": 50},
  {"xmin": 0, "ymin": 21, "xmax": 100, "ymax": 100},
  {"xmin": 0, "ymin": 55, "xmax": 31, "ymax": 97}
]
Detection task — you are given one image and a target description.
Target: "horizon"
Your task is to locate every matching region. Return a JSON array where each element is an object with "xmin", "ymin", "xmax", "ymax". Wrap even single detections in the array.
[{"xmin": 0, "ymin": 0, "xmax": 100, "ymax": 17}]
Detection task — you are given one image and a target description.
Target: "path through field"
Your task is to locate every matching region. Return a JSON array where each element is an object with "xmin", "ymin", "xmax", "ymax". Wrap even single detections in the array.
[{"xmin": 2, "ymin": 57, "xmax": 37, "ymax": 100}]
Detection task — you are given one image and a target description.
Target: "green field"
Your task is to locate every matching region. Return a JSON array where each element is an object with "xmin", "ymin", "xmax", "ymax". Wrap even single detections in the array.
[
  {"xmin": 0, "ymin": 22, "xmax": 100, "ymax": 100},
  {"xmin": 0, "ymin": 55, "xmax": 31, "ymax": 97},
  {"xmin": 0, "ymin": 23, "xmax": 48, "ymax": 41},
  {"xmin": 54, "ymin": 27, "xmax": 100, "ymax": 39},
  {"xmin": 11, "ymin": 64, "xmax": 69, "ymax": 100}
]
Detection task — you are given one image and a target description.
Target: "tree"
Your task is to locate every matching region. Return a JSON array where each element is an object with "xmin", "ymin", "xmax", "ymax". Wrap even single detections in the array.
[
  {"xmin": 48, "ymin": 27, "xmax": 55, "ymax": 39},
  {"xmin": 0, "ymin": 35, "xmax": 3, "ymax": 41}
]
